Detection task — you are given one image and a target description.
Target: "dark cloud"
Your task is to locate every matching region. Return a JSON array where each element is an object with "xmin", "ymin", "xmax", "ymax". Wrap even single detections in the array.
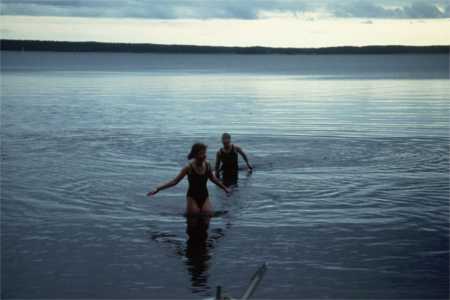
[
  {"xmin": 334, "ymin": 2, "xmax": 402, "ymax": 18},
  {"xmin": 333, "ymin": 1, "xmax": 448, "ymax": 18},
  {"xmin": 403, "ymin": 2, "xmax": 446, "ymax": 18},
  {"xmin": 0, "ymin": 0, "xmax": 309, "ymax": 19},
  {"xmin": 0, "ymin": 0, "xmax": 449, "ymax": 19}
]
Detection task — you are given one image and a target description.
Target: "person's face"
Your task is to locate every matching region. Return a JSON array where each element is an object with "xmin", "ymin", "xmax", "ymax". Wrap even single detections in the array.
[
  {"xmin": 222, "ymin": 137, "xmax": 231, "ymax": 147},
  {"xmin": 195, "ymin": 149, "xmax": 207, "ymax": 162}
]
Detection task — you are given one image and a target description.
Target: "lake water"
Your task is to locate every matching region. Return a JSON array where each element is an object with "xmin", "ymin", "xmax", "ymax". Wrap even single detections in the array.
[{"xmin": 1, "ymin": 51, "xmax": 449, "ymax": 299}]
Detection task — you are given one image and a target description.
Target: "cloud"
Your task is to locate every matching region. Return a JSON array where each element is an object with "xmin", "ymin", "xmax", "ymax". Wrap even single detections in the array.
[
  {"xmin": 403, "ymin": 1, "xmax": 446, "ymax": 18},
  {"xmin": 0, "ymin": 0, "xmax": 310, "ymax": 19},
  {"xmin": 333, "ymin": 1, "xmax": 449, "ymax": 19},
  {"xmin": 334, "ymin": 2, "xmax": 402, "ymax": 18},
  {"xmin": 0, "ymin": 0, "xmax": 449, "ymax": 19}
]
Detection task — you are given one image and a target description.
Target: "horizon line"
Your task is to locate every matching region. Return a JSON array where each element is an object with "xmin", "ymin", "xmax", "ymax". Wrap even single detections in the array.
[
  {"xmin": 1, "ymin": 39, "xmax": 449, "ymax": 55},
  {"xmin": 2, "ymin": 39, "xmax": 450, "ymax": 49}
]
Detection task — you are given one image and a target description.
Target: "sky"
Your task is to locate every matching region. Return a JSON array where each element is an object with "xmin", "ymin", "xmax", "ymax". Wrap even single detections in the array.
[{"xmin": 1, "ymin": 0, "xmax": 449, "ymax": 47}]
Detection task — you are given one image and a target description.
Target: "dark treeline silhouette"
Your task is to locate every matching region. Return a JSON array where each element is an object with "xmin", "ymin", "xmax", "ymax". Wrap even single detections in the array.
[{"xmin": 1, "ymin": 39, "xmax": 448, "ymax": 55}]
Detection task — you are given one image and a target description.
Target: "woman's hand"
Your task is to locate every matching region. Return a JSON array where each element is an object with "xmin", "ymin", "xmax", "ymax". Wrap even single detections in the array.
[
  {"xmin": 147, "ymin": 188, "xmax": 159, "ymax": 197},
  {"xmin": 224, "ymin": 187, "xmax": 232, "ymax": 195},
  {"xmin": 247, "ymin": 164, "xmax": 253, "ymax": 173}
]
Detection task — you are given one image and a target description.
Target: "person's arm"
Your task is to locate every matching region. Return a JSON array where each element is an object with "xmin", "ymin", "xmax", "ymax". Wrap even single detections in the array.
[
  {"xmin": 207, "ymin": 164, "xmax": 230, "ymax": 194},
  {"xmin": 147, "ymin": 166, "xmax": 189, "ymax": 197},
  {"xmin": 214, "ymin": 151, "xmax": 221, "ymax": 177},
  {"xmin": 236, "ymin": 145, "xmax": 253, "ymax": 171}
]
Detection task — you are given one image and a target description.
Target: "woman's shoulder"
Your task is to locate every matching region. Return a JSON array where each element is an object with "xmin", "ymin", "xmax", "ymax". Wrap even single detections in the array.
[
  {"xmin": 184, "ymin": 161, "xmax": 194, "ymax": 172},
  {"xmin": 202, "ymin": 160, "xmax": 212, "ymax": 172}
]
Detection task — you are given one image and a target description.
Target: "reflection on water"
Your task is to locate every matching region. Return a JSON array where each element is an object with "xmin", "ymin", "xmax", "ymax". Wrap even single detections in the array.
[
  {"xmin": 150, "ymin": 214, "xmax": 229, "ymax": 295},
  {"xmin": 185, "ymin": 215, "xmax": 211, "ymax": 293}
]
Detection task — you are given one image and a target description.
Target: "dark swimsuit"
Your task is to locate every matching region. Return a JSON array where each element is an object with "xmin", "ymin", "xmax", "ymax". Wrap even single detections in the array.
[
  {"xmin": 187, "ymin": 162, "xmax": 210, "ymax": 208},
  {"xmin": 218, "ymin": 145, "xmax": 238, "ymax": 186}
]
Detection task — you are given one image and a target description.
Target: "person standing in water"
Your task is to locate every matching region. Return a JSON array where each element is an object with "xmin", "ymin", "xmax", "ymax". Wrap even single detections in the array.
[
  {"xmin": 215, "ymin": 133, "xmax": 253, "ymax": 187},
  {"xmin": 147, "ymin": 143, "xmax": 230, "ymax": 216}
]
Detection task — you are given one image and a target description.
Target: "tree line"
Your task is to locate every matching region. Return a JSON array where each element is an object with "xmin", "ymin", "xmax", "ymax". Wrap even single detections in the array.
[{"xmin": 1, "ymin": 39, "xmax": 448, "ymax": 54}]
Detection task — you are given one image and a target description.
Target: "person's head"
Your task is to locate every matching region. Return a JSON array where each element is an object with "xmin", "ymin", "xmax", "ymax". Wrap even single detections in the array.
[
  {"xmin": 222, "ymin": 133, "xmax": 231, "ymax": 147},
  {"xmin": 187, "ymin": 143, "xmax": 207, "ymax": 162}
]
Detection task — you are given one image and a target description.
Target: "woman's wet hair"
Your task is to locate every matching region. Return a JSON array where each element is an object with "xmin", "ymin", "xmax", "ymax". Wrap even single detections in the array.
[
  {"xmin": 187, "ymin": 143, "xmax": 207, "ymax": 160},
  {"xmin": 222, "ymin": 133, "xmax": 231, "ymax": 140}
]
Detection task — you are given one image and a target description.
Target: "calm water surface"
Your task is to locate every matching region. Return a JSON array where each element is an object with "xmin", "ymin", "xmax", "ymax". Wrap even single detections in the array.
[{"xmin": 1, "ymin": 52, "xmax": 449, "ymax": 299}]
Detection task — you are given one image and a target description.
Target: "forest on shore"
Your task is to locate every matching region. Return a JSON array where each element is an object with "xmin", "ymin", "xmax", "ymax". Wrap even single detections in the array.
[{"xmin": 1, "ymin": 39, "xmax": 448, "ymax": 55}]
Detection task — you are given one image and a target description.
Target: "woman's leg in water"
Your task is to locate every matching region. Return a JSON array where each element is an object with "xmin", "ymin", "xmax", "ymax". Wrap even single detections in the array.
[
  {"xmin": 186, "ymin": 197, "xmax": 213, "ymax": 217},
  {"xmin": 186, "ymin": 197, "xmax": 212, "ymax": 240},
  {"xmin": 186, "ymin": 197, "xmax": 201, "ymax": 215},
  {"xmin": 200, "ymin": 198, "xmax": 213, "ymax": 217},
  {"xmin": 186, "ymin": 197, "xmax": 212, "ymax": 241},
  {"xmin": 223, "ymin": 172, "xmax": 238, "ymax": 187}
]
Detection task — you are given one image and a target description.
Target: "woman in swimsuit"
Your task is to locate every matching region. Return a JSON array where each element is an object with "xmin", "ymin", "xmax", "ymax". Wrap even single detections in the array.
[
  {"xmin": 147, "ymin": 143, "xmax": 230, "ymax": 216},
  {"xmin": 215, "ymin": 133, "xmax": 253, "ymax": 187}
]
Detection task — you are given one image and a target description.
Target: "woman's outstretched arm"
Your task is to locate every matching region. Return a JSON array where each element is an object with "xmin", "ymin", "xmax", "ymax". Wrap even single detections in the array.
[
  {"xmin": 207, "ymin": 165, "xmax": 231, "ymax": 194},
  {"xmin": 236, "ymin": 145, "xmax": 253, "ymax": 171},
  {"xmin": 214, "ymin": 151, "xmax": 221, "ymax": 177},
  {"xmin": 147, "ymin": 166, "xmax": 189, "ymax": 197}
]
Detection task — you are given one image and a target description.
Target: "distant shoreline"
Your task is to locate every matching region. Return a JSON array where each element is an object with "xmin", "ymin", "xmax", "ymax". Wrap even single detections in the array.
[{"xmin": 1, "ymin": 40, "xmax": 449, "ymax": 55}]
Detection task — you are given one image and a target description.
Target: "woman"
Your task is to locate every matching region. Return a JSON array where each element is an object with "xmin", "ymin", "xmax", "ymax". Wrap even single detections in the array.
[
  {"xmin": 215, "ymin": 132, "xmax": 253, "ymax": 187},
  {"xmin": 147, "ymin": 143, "xmax": 230, "ymax": 216}
]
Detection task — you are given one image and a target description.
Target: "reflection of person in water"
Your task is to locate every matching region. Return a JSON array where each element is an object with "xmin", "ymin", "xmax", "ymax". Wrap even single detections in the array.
[
  {"xmin": 215, "ymin": 133, "xmax": 253, "ymax": 187},
  {"xmin": 186, "ymin": 216, "xmax": 228, "ymax": 294},
  {"xmin": 150, "ymin": 215, "xmax": 227, "ymax": 294},
  {"xmin": 185, "ymin": 215, "xmax": 211, "ymax": 291},
  {"xmin": 147, "ymin": 143, "xmax": 230, "ymax": 216}
]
